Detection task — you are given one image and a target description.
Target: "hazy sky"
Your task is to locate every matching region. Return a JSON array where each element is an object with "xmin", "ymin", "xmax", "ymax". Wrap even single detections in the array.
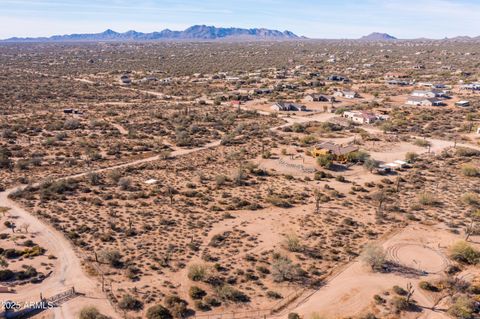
[{"xmin": 2, "ymin": 0, "xmax": 480, "ymax": 39}]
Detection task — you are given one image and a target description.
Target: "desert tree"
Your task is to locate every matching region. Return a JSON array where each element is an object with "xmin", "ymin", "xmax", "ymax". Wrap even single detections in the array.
[
  {"xmin": 360, "ymin": 243, "xmax": 386, "ymax": 271},
  {"xmin": 405, "ymin": 282, "xmax": 414, "ymax": 304},
  {"xmin": 465, "ymin": 210, "xmax": 480, "ymax": 241}
]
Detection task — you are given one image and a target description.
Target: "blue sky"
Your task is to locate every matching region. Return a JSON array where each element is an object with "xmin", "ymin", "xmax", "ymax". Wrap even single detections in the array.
[{"xmin": 2, "ymin": 0, "xmax": 480, "ymax": 39}]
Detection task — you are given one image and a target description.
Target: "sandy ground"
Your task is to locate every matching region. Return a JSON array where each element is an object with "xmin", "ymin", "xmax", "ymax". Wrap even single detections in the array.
[
  {"xmin": 0, "ymin": 191, "xmax": 117, "ymax": 319},
  {"xmin": 1, "ymin": 103, "xmax": 478, "ymax": 318},
  {"xmin": 281, "ymin": 224, "xmax": 479, "ymax": 319}
]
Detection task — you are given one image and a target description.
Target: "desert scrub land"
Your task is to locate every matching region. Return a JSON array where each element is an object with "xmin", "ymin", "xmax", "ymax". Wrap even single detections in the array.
[
  {"xmin": 0, "ymin": 40, "xmax": 479, "ymax": 318},
  {"xmin": 0, "ymin": 206, "xmax": 55, "ymax": 287},
  {"xmin": 0, "ymin": 66, "xmax": 283, "ymax": 188},
  {"xmin": 10, "ymin": 126, "xmax": 480, "ymax": 317}
]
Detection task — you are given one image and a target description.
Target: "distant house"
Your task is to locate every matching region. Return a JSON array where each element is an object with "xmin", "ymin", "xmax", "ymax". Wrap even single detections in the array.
[
  {"xmin": 343, "ymin": 111, "xmax": 384, "ymax": 124},
  {"xmin": 120, "ymin": 74, "xmax": 131, "ymax": 85},
  {"xmin": 406, "ymin": 97, "xmax": 444, "ymax": 106},
  {"xmin": 411, "ymin": 90, "xmax": 436, "ymax": 98},
  {"xmin": 311, "ymin": 142, "xmax": 359, "ymax": 162},
  {"xmin": 226, "ymin": 76, "xmax": 240, "ymax": 82},
  {"xmin": 461, "ymin": 83, "xmax": 480, "ymax": 91},
  {"xmin": 160, "ymin": 77, "xmax": 172, "ymax": 84},
  {"xmin": 305, "ymin": 94, "xmax": 329, "ymax": 102},
  {"xmin": 141, "ymin": 76, "xmax": 158, "ymax": 83},
  {"xmin": 411, "ymin": 89, "xmax": 448, "ymax": 98},
  {"xmin": 386, "ymin": 79, "xmax": 410, "ymax": 86},
  {"xmin": 455, "ymin": 101, "xmax": 470, "ymax": 108},
  {"xmin": 334, "ymin": 91, "xmax": 359, "ymax": 99},
  {"xmin": 413, "ymin": 64, "xmax": 425, "ymax": 70},
  {"xmin": 63, "ymin": 108, "xmax": 83, "ymax": 115},
  {"xmin": 271, "ymin": 102, "xmax": 306, "ymax": 112},
  {"xmin": 327, "ymin": 75, "xmax": 349, "ymax": 82}
]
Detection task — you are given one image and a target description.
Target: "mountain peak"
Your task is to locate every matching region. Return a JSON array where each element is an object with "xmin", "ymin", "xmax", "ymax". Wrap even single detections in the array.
[
  {"xmin": 102, "ymin": 29, "xmax": 118, "ymax": 35},
  {"xmin": 360, "ymin": 32, "xmax": 397, "ymax": 41}
]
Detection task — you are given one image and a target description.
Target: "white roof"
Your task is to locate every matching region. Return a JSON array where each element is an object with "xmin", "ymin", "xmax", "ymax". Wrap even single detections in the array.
[
  {"xmin": 145, "ymin": 179, "xmax": 158, "ymax": 185},
  {"xmin": 386, "ymin": 163, "xmax": 401, "ymax": 168},
  {"xmin": 394, "ymin": 160, "xmax": 407, "ymax": 165}
]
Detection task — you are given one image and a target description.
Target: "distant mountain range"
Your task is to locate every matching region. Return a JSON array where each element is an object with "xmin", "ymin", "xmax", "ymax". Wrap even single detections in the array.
[
  {"xmin": 360, "ymin": 32, "xmax": 397, "ymax": 41},
  {"xmin": 3, "ymin": 27, "xmax": 480, "ymax": 42},
  {"xmin": 2, "ymin": 25, "xmax": 301, "ymax": 42}
]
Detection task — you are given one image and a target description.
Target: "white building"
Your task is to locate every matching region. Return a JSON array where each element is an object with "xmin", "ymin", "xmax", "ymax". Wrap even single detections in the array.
[
  {"xmin": 343, "ymin": 111, "xmax": 381, "ymax": 124},
  {"xmin": 271, "ymin": 102, "xmax": 306, "ymax": 112},
  {"xmin": 334, "ymin": 91, "xmax": 359, "ymax": 99},
  {"xmin": 406, "ymin": 97, "xmax": 443, "ymax": 106}
]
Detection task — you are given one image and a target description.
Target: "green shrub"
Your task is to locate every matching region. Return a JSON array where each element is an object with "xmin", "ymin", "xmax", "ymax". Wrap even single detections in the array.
[
  {"xmin": 146, "ymin": 305, "xmax": 173, "ymax": 319},
  {"xmin": 413, "ymin": 139, "xmax": 431, "ymax": 147},
  {"xmin": 418, "ymin": 192, "xmax": 438, "ymax": 206},
  {"xmin": 405, "ymin": 152, "xmax": 419, "ymax": 163},
  {"xmin": 189, "ymin": 286, "xmax": 207, "ymax": 300},
  {"xmin": 266, "ymin": 291, "xmax": 282, "ymax": 299},
  {"xmin": 118, "ymin": 294, "xmax": 143, "ymax": 311},
  {"xmin": 448, "ymin": 295, "xmax": 475, "ymax": 319},
  {"xmin": 79, "ymin": 306, "xmax": 109, "ymax": 319},
  {"xmin": 449, "ymin": 241, "xmax": 480, "ymax": 265},
  {"xmin": 418, "ymin": 281, "xmax": 438, "ymax": 292},
  {"xmin": 217, "ymin": 285, "xmax": 250, "ymax": 303},
  {"xmin": 288, "ymin": 313, "xmax": 300, "ymax": 319},
  {"xmin": 317, "ymin": 154, "xmax": 333, "ymax": 169},
  {"xmin": 187, "ymin": 264, "xmax": 209, "ymax": 281},
  {"xmin": 461, "ymin": 164, "xmax": 479, "ymax": 177},
  {"xmin": 392, "ymin": 285, "xmax": 407, "ymax": 295}
]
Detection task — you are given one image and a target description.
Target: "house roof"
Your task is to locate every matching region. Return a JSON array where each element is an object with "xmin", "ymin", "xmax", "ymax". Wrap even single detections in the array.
[
  {"xmin": 407, "ymin": 97, "xmax": 442, "ymax": 104},
  {"xmin": 412, "ymin": 90, "xmax": 433, "ymax": 94},
  {"xmin": 315, "ymin": 142, "xmax": 359, "ymax": 156},
  {"xmin": 344, "ymin": 111, "xmax": 378, "ymax": 121}
]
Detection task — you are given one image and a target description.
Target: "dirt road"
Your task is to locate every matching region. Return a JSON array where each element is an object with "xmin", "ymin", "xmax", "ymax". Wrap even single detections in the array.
[{"xmin": 0, "ymin": 190, "xmax": 117, "ymax": 318}]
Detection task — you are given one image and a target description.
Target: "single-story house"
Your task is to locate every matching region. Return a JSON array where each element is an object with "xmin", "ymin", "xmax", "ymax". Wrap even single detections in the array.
[
  {"xmin": 334, "ymin": 91, "xmax": 359, "ymax": 99},
  {"xmin": 406, "ymin": 97, "xmax": 444, "ymax": 106},
  {"xmin": 384, "ymin": 160, "xmax": 410, "ymax": 171},
  {"xmin": 305, "ymin": 94, "xmax": 330, "ymax": 102},
  {"xmin": 455, "ymin": 101, "xmax": 470, "ymax": 108},
  {"xmin": 311, "ymin": 142, "xmax": 359, "ymax": 162},
  {"xmin": 141, "ymin": 76, "xmax": 158, "ymax": 83},
  {"xmin": 327, "ymin": 75, "xmax": 349, "ymax": 82},
  {"xmin": 411, "ymin": 90, "xmax": 436, "ymax": 98},
  {"xmin": 63, "ymin": 108, "xmax": 83, "ymax": 115},
  {"xmin": 461, "ymin": 83, "xmax": 480, "ymax": 91},
  {"xmin": 386, "ymin": 80, "xmax": 410, "ymax": 86},
  {"xmin": 271, "ymin": 102, "xmax": 306, "ymax": 112},
  {"xmin": 343, "ymin": 111, "xmax": 382, "ymax": 124}
]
